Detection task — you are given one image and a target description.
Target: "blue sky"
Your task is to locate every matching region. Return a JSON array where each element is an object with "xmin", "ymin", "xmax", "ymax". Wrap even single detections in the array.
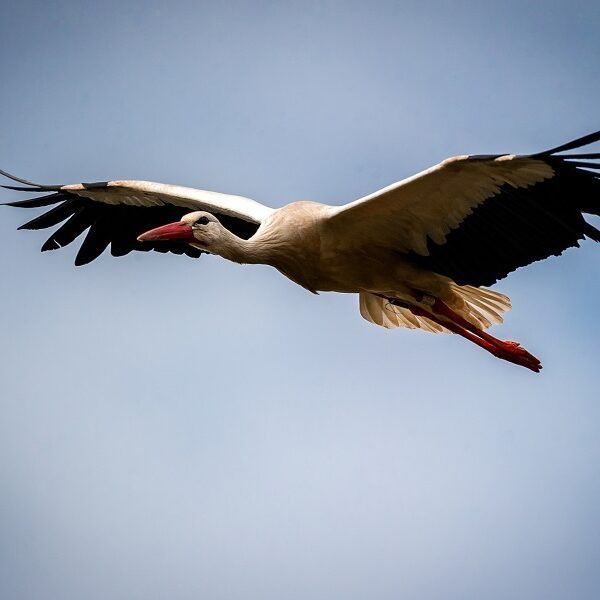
[{"xmin": 1, "ymin": 1, "xmax": 599, "ymax": 599}]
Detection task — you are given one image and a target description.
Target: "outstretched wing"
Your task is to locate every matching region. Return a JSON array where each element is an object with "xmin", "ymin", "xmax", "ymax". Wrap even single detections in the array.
[
  {"xmin": 1, "ymin": 174, "xmax": 273, "ymax": 265},
  {"xmin": 327, "ymin": 131, "xmax": 600, "ymax": 286}
]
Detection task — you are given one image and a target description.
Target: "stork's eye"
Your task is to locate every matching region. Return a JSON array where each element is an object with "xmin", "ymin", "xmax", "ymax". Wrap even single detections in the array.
[{"xmin": 195, "ymin": 216, "xmax": 210, "ymax": 226}]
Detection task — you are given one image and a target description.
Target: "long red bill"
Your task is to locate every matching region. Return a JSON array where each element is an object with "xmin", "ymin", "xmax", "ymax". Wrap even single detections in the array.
[{"xmin": 137, "ymin": 221, "xmax": 195, "ymax": 242}]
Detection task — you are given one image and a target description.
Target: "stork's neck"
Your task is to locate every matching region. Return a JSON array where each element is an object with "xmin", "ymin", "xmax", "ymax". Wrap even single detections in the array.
[
  {"xmin": 210, "ymin": 227, "xmax": 272, "ymax": 265},
  {"xmin": 208, "ymin": 212, "xmax": 321, "ymax": 294}
]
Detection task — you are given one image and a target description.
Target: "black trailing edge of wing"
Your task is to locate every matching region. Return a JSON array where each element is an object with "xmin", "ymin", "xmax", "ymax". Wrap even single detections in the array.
[
  {"xmin": 0, "ymin": 170, "xmax": 260, "ymax": 265},
  {"xmin": 408, "ymin": 130, "xmax": 600, "ymax": 287}
]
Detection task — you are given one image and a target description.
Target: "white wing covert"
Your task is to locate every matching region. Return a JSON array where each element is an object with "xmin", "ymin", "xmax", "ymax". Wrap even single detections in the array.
[{"xmin": 328, "ymin": 131, "xmax": 600, "ymax": 286}]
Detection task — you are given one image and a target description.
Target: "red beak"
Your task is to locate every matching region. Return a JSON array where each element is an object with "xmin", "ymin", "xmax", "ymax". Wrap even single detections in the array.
[{"xmin": 137, "ymin": 221, "xmax": 195, "ymax": 242}]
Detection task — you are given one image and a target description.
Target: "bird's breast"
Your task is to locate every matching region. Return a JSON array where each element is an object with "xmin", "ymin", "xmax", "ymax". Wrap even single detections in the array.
[{"xmin": 257, "ymin": 202, "xmax": 406, "ymax": 294}]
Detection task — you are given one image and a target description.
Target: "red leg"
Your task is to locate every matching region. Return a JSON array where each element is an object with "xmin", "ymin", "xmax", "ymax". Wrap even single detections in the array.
[
  {"xmin": 429, "ymin": 298, "xmax": 541, "ymax": 371},
  {"xmin": 386, "ymin": 296, "xmax": 542, "ymax": 372}
]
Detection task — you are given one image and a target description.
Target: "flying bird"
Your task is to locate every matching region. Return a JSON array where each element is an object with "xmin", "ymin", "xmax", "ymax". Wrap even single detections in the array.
[{"xmin": 3, "ymin": 131, "xmax": 600, "ymax": 372}]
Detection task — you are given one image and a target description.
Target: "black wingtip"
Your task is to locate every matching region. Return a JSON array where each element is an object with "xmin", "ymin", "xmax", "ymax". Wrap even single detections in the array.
[
  {"xmin": 41, "ymin": 238, "xmax": 61, "ymax": 251},
  {"xmin": 556, "ymin": 152, "xmax": 600, "ymax": 159},
  {"xmin": 0, "ymin": 169, "xmax": 62, "ymax": 191},
  {"xmin": 583, "ymin": 222, "xmax": 600, "ymax": 242},
  {"xmin": 0, "ymin": 169, "xmax": 44, "ymax": 187},
  {"xmin": 538, "ymin": 130, "xmax": 600, "ymax": 156},
  {"xmin": 74, "ymin": 255, "xmax": 92, "ymax": 267},
  {"xmin": 2, "ymin": 184, "xmax": 44, "ymax": 192},
  {"xmin": 1, "ymin": 193, "xmax": 66, "ymax": 208}
]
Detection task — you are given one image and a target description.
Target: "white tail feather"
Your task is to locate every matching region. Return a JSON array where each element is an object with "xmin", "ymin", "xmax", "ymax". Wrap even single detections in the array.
[
  {"xmin": 359, "ymin": 285, "xmax": 511, "ymax": 333},
  {"xmin": 447, "ymin": 284, "xmax": 511, "ymax": 330},
  {"xmin": 359, "ymin": 293, "xmax": 449, "ymax": 333}
]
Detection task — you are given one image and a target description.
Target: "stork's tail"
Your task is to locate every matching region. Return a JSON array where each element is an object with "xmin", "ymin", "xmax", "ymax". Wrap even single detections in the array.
[
  {"xmin": 359, "ymin": 285, "xmax": 511, "ymax": 333},
  {"xmin": 446, "ymin": 283, "xmax": 512, "ymax": 330}
]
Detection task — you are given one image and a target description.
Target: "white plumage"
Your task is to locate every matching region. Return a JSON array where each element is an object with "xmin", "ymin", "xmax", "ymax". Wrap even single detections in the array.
[{"xmin": 3, "ymin": 130, "xmax": 600, "ymax": 371}]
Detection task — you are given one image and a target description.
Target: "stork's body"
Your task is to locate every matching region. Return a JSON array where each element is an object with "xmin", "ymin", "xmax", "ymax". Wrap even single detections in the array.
[
  {"xmin": 3, "ymin": 130, "xmax": 600, "ymax": 372},
  {"xmin": 223, "ymin": 201, "xmax": 438, "ymax": 298}
]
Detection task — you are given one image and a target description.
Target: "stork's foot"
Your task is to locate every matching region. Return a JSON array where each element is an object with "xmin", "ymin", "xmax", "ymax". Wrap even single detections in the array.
[
  {"xmin": 388, "ymin": 294, "xmax": 543, "ymax": 372},
  {"xmin": 489, "ymin": 340, "xmax": 542, "ymax": 372}
]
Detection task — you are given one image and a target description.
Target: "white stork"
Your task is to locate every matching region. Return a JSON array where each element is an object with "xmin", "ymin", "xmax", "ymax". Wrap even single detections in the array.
[{"xmin": 3, "ymin": 131, "xmax": 600, "ymax": 372}]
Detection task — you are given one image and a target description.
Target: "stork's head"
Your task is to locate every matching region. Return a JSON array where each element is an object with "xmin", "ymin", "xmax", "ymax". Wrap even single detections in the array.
[{"xmin": 137, "ymin": 211, "xmax": 223, "ymax": 251}]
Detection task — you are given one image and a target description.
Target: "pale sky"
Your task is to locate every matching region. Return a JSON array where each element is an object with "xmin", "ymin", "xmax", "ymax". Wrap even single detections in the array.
[{"xmin": 1, "ymin": 1, "xmax": 599, "ymax": 599}]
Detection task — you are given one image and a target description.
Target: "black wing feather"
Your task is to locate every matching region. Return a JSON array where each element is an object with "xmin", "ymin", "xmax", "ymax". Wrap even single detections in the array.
[
  {"xmin": 18, "ymin": 199, "xmax": 79, "ymax": 230},
  {"xmin": 3, "ymin": 192, "xmax": 67, "ymax": 208},
  {"xmin": 2, "ymin": 181, "xmax": 258, "ymax": 265},
  {"xmin": 41, "ymin": 207, "xmax": 91, "ymax": 251},
  {"xmin": 75, "ymin": 218, "xmax": 113, "ymax": 266},
  {"xmin": 408, "ymin": 132, "xmax": 600, "ymax": 287}
]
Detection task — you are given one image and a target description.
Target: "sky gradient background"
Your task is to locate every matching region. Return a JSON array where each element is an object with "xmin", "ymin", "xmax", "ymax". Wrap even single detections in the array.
[{"xmin": 1, "ymin": 1, "xmax": 599, "ymax": 599}]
